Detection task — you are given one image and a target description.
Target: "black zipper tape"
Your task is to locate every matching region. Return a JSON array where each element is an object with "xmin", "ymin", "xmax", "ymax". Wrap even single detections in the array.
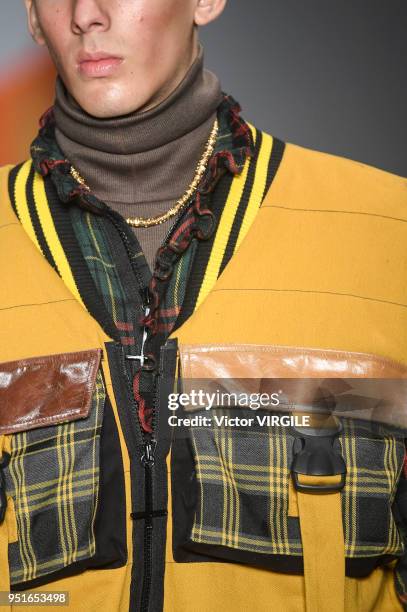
[
  {"xmin": 140, "ymin": 461, "xmax": 154, "ymax": 612},
  {"xmin": 105, "ymin": 339, "xmax": 178, "ymax": 612},
  {"xmin": 0, "ymin": 452, "xmax": 10, "ymax": 524},
  {"xmin": 106, "ymin": 339, "xmax": 177, "ymax": 612},
  {"xmin": 104, "ymin": 206, "xmax": 179, "ymax": 612},
  {"xmin": 105, "ymin": 341, "xmax": 146, "ymax": 612}
]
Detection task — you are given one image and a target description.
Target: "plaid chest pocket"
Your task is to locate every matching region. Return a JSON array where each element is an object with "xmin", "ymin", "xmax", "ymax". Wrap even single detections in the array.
[
  {"xmin": 170, "ymin": 344, "xmax": 407, "ymax": 576},
  {"xmin": 172, "ymin": 410, "xmax": 405, "ymax": 572},
  {"xmin": 0, "ymin": 350, "xmax": 106, "ymax": 587}
]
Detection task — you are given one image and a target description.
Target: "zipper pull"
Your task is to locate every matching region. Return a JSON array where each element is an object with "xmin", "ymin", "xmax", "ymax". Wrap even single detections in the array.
[
  {"xmin": 126, "ymin": 291, "xmax": 151, "ymax": 368},
  {"xmin": 126, "ymin": 315, "xmax": 149, "ymax": 368},
  {"xmin": 141, "ymin": 440, "xmax": 157, "ymax": 467}
]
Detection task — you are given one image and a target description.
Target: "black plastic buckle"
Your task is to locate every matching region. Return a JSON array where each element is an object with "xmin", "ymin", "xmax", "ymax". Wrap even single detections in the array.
[
  {"xmin": 0, "ymin": 452, "xmax": 10, "ymax": 525},
  {"xmin": 291, "ymin": 419, "xmax": 346, "ymax": 493}
]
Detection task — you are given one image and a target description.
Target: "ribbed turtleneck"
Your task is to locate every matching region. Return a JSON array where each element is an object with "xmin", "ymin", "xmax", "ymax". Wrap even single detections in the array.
[{"xmin": 54, "ymin": 46, "xmax": 222, "ymax": 271}]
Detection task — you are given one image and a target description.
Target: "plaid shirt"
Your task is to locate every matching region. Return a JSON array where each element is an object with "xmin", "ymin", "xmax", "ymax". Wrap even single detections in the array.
[{"xmin": 30, "ymin": 95, "xmax": 254, "ymax": 431}]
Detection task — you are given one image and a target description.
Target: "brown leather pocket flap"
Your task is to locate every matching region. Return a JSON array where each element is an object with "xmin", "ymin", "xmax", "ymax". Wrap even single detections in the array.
[
  {"xmin": 178, "ymin": 344, "xmax": 407, "ymax": 427},
  {"xmin": 0, "ymin": 349, "xmax": 102, "ymax": 435},
  {"xmin": 178, "ymin": 344, "xmax": 407, "ymax": 379}
]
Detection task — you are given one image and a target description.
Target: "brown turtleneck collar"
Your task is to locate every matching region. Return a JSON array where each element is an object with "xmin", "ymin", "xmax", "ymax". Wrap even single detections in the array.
[
  {"xmin": 54, "ymin": 45, "xmax": 222, "ymax": 205},
  {"xmin": 54, "ymin": 46, "xmax": 222, "ymax": 272}
]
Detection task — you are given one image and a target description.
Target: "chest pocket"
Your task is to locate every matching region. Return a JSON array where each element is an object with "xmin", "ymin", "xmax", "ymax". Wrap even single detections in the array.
[
  {"xmin": 170, "ymin": 343, "xmax": 407, "ymax": 576},
  {"xmin": 0, "ymin": 350, "xmax": 105, "ymax": 587}
]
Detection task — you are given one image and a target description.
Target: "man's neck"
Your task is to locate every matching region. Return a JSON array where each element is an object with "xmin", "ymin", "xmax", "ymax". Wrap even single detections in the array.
[{"xmin": 53, "ymin": 44, "xmax": 222, "ymax": 271}]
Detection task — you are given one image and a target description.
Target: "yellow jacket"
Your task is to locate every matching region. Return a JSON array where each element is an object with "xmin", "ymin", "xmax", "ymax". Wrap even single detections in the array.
[{"xmin": 0, "ymin": 139, "xmax": 406, "ymax": 612}]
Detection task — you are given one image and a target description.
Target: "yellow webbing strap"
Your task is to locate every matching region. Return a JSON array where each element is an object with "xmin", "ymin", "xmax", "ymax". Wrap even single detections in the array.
[{"xmin": 296, "ymin": 474, "xmax": 345, "ymax": 612}]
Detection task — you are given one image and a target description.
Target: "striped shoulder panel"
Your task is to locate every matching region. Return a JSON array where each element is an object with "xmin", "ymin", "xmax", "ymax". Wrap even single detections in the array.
[
  {"xmin": 8, "ymin": 161, "xmax": 84, "ymax": 307},
  {"xmin": 176, "ymin": 128, "xmax": 285, "ymax": 326}
]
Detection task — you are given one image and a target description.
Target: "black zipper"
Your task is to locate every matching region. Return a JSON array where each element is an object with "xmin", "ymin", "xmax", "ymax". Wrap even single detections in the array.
[
  {"xmin": 117, "ymin": 323, "xmax": 157, "ymax": 612},
  {"xmin": 120, "ymin": 376, "xmax": 157, "ymax": 612},
  {"xmin": 107, "ymin": 210, "xmax": 161, "ymax": 612},
  {"xmin": 106, "ymin": 203, "xmax": 189, "ymax": 612},
  {"xmin": 136, "ymin": 295, "xmax": 161, "ymax": 612},
  {"xmin": 140, "ymin": 439, "xmax": 156, "ymax": 612}
]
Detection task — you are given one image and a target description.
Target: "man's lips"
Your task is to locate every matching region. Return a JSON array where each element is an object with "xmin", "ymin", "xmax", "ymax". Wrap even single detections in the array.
[{"xmin": 77, "ymin": 52, "xmax": 123, "ymax": 78}]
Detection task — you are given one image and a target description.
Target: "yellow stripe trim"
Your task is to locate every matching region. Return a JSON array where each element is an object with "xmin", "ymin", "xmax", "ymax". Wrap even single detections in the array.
[
  {"xmin": 32, "ymin": 171, "xmax": 84, "ymax": 306},
  {"xmin": 14, "ymin": 161, "xmax": 41, "ymax": 253},
  {"xmin": 236, "ymin": 127, "xmax": 273, "ymax": 250},
  {"xmin": 194, "ymin": 130, "xmax": 257, "ymax": 310}
]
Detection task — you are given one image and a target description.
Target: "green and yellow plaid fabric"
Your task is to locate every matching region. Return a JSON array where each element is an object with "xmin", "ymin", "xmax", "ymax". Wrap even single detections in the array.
[
  {"xmin": 4, "ymin": 370, "xmax": 105, "ymax": 585},
  {"xmin": 189, "ymin": 412, "xmax": 405, "ymax": 558},
  {"xmin": 6, "ymin": 94, "xmax": 285, "ymax": 581}
]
